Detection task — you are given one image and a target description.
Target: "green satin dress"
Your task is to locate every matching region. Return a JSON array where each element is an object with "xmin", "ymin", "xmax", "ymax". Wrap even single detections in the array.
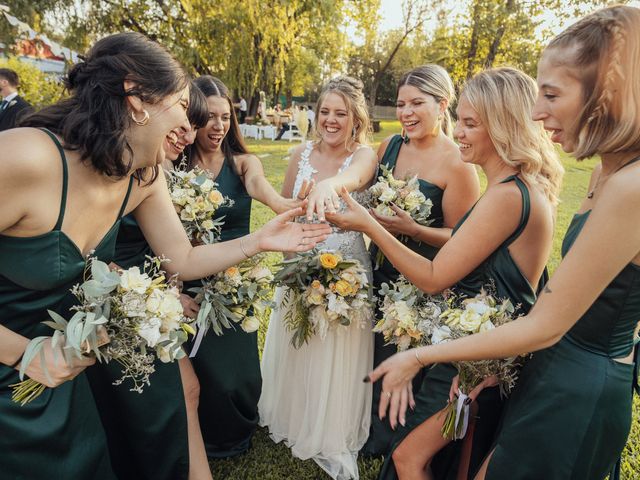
[
  {"xmin": 485, "ymin": 207, "xmax": 640, "ymax": 479},
  {"xmin": 0, "ymin": 128, "xmax": 131, "ymax": 480},
  {"xmin": 362, "ymin": 134, "xmax": 445, "ymax": 458},
  {"xmin": 185, "ymin": 155, "xmax": 262, "ymax": 458},
  {"xmin": 379, "ymin": 175, "xmax": 545, "ymax": 480},
  {"xmin": 84, "ymin": 213, "xmax": 189, "ymax": 480}
]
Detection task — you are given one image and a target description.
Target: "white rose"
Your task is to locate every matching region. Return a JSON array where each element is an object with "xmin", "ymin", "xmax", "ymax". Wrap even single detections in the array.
[
  {"xmin": 248, "ymin": 265, "xmax": 273, "ymax": 282},
  {"xmin": 146, "ymin": 288, "xmax": 164, "ymax": 313},
  {"xmin": 479, "ymin": 320, "xmax": 495, "ymax": 333},
  {"xmin": 374, "ymin": 204, "xmax": 395, "ymax": 217},
  {"xmin": 170, "ymin": 188, "xmax": 189, "ymax": 206},
  {"xmin": 378, "ymin": 186, "xmax": 397, "ymax": 203},
  {"xmin": 327, "ymin": 293, "xmax": 350, "ymax": 317},
  {"xmin": 431, "ymin": 325, "xmax": 452, "ymax": 344},
  {"xmin": 458, "ymin": 309, "xmax": 483, "ymax": 332},
  {"xmin": 138, "ymin": 317, "xmax": 162, "ymax": 347},
  {"xmin": 241, "ymin": 316, "xmax": 260, "ymax": 333},
  {"xmin": 200, "ymin": 178, "xmax": 214, "ymax": 193},
  {"xmin": 120, "ymin": 267, "xmax": 152, "ymax": 294}
]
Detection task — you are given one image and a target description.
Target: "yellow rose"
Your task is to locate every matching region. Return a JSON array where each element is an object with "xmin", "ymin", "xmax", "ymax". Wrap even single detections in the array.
[
  {"xmin": 225, "ymin": 266, "xmax": 240, "ymax": 278},
  {"xmin": 208, "ymin": 190, "xmax": 224, "ymax": 206},
  {"xmin": 319, "ymin": 253, "xmax": 341, "ymax": 269},
  {"xmin": 334, "ymin": 280, "xmax": 352, "ymax": 297}
]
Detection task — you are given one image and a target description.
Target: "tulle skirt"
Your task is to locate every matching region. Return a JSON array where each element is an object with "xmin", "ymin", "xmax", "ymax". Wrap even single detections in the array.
[{"xmin": 259, "ymin": 286, "xmax": 374, "ymax": 479}]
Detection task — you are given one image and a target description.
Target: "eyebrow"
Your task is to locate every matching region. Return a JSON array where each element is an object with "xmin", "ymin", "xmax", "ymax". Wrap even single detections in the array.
[{"xmin": 539, "ymin": 83, "xmax": 558, "ymax": 90}]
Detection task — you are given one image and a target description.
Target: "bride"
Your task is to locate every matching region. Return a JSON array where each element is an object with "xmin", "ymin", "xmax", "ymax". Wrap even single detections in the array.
[{"xmin": 259, "ymin": 76, "xmax": 378, "ymax": 480}]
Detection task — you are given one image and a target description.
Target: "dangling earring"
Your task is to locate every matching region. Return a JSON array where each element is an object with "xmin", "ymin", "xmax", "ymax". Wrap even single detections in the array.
[
  {"xmin": 131, "ymin": 110, "xmax": 150, "ymax": 126},
  {"xmin": 401, "ymin": 127, "xmax": 409, "ymax": 144}
]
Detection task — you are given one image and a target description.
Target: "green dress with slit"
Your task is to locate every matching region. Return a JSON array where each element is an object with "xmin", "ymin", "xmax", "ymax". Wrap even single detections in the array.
[
  {"xmin": 185, "ymin": 155, "xmax": 262, "ymax": 458},
  {"xmin": 379, "ymin": 175, "xmax": 546, "ymax": 480},
  {"xmin": 0, "ymin": 128, "xmax": 126, "ymax": 480},
  {"xmin": 84, "ymin": 213, "xmax": 189, "ymax": 480},
  {"xmin": 485, "ymin": 206, "xmax": 640, "ymax": 479},
  {"xmin": 362, "ymin": 134, "xmax": 445, "ymax": 458}
]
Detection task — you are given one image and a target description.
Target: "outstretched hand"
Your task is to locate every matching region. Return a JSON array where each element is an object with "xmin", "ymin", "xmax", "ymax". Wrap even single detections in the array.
[
  {"xmin": 325, "ymin": 187, "xmax": 374, "ymax": 233},
  {"xmin": 305, "ymin": 180, "xmax": 341, "ymax": 221},
  {"xmin": 277, "ymin": 179, "xmax": 315, "ymax": 214},
  {"xmin": 258, "ymin": 206, "xmax": 331, "ymax": 253},
  {"xmin": 371, "ymin": 204, "xmax": 418, "ymax": 237}
]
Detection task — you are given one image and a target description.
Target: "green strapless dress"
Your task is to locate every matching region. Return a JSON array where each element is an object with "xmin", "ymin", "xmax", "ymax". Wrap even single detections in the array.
[
  {"xmin": 485, "ymin": 208, "xmax": 640, "ymax": 479},
  {"xmin": 0, "ymin": 128, "xmax": 133, "ymax": 480},
  {"xmin": 184, "ymin": 155, "xmax": 262, "ymax": 458},
  {"xmin": 85, "ymin": 213, "xmax": 189, "ymax": 480},
  {"xmin": 363, "ymin": 134, "xmax": 445, "ymax": 458},
  {"xmin": 379, "ymin": 175, "xmax": 545, "ymax": 480}
]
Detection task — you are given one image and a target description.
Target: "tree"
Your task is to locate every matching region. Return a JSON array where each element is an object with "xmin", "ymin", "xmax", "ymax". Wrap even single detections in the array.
[{"xmin": 0, "ymin": 56, "xmax": 65, "ymax": 106}]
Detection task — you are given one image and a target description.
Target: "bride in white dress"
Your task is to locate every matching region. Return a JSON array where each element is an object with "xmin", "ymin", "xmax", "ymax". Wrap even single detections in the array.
[{"xmin": 259, "ymin": 76, "xmax": 378, "ymax": 480}]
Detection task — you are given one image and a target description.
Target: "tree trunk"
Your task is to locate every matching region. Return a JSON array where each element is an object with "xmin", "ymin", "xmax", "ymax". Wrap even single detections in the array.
[
  {"xmin": 465, "ymin": 0, "xmax": 482, "ymax": 80},
  {"xmin": 483, "ymin": 0, "xmax": 515, "ymax": 68}
]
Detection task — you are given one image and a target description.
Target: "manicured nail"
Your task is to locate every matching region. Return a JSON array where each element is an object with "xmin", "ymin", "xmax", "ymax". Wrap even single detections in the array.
[
  {"xmin": 362, "ymin": 375, "xmax": 371, "ymax": 383},
  {"xmin": 464, "ymin": 397, "xmax": 472, "ymax": 405}
]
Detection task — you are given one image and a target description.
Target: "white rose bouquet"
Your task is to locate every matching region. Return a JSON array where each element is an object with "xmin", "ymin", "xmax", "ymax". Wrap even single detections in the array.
[
  {"xmin": 374, "ymin": 276, "xmax": 450, "ymax": 351},
  {"xmin": 362, "ymin": 164, "xmax": 434, "ymax": 268},
  {"xmin": 187, "ymin": 255, "xmax": 274, "ymax": 356},
  {"xmin": 438, "ymin": 287, "xmax": 523, "ymax": 440},
  {"xmin": 272, "ymin": 249, "xmax": 372, "ymax": 349},
  {"xmin": 11, "ymin": 257, "xmax": 195, "ymax": 405},
  {"xmin": 165, "ymin": 161, "xmax": 233, "ymax": 244}
]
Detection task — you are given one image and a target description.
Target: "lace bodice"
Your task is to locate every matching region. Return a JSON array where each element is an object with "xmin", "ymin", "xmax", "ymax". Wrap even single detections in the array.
[{"xmin": 292, "ymin": 141, "xmax": 370, "ymax": 261}]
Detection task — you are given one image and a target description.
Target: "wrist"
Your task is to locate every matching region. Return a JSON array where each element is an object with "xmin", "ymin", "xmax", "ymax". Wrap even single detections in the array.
[{"xmin": 243, "ymin": 232, "xmax": 261, "ymax": 256}]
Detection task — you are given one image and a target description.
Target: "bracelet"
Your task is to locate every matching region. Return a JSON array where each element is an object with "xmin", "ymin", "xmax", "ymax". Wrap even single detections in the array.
[
  {"xmin": 414, "ymin": 350, "xmax": 426, "ymax": 368},
  {"xmin": 9, "ymin": 351, "xmax": 24, "ymax": 369},
  {"xmin": 239, "ymin": 236, "xmax": 250, "ymax": 259}
]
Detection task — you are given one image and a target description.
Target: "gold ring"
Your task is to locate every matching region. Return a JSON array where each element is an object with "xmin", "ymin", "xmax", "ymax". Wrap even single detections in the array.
[{"xmin": 384, "ymin": 391, "xmax": 391, "ymax": 399}]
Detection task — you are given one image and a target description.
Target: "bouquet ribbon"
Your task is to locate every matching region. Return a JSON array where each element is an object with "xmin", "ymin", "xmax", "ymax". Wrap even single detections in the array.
[
  {"xmin": 453, "ymin": 391, "xmax": 470, "ymax": 440},
  {"xmin": 189, "ymin": 325, "xmax": 207, "ymax": 358}
]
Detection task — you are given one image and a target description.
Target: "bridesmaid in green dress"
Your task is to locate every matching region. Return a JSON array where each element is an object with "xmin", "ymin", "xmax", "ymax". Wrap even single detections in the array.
[
  {"xmin": 85, "ymin": 82, "xmax": 212, "ymax": 480},
  {"xmin": 327, "ymin": 67, "xmax": 563, "ymax": 479},
  {"xmin": 364, "ymin": 6, "xmax": 640, "ymax": 480},
  {"xmin": 362, "ymin": 65, "xmax": 480, "ymax": 458},
  {"xmin": 0, "ymin": 32, "xmax": 330, "ymax": 480},
  {"xmin": 183, "ymin": 76, "xmax": 312, "ymax": 459}
]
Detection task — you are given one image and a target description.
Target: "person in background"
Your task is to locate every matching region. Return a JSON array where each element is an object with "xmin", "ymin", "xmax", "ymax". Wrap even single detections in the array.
[
  {"xmin": 238, "ymin": 96, "xmax": 247, "ymax": 124},
  {"xmin": 0, "ymin": 68, "xmax": 33, "ymax": 132},
  {"xmin": 307, "ymin": 104, "xmax": 315, "ymax": 136}
]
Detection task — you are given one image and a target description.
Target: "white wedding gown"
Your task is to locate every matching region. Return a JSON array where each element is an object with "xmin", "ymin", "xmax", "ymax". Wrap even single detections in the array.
[{"xmin": 259, "ymin": 141, "xmax": 374, "ymax": 480}]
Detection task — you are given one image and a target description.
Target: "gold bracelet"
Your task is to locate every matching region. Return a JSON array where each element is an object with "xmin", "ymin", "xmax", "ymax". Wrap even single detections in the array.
[
  {"xmin": 239, "ymin": 236, "xmax": 250, "ymax": 259},
  {"xmin": 414, "ymin": 350, "xmax": 426, "ymax": 368}
]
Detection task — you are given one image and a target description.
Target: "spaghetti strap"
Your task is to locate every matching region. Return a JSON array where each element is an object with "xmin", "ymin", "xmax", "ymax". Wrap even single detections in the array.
[
  {"xmin": 117, "ymin": 175, "xmax": 135, "ymax": 219},
  {"xmin": 500, "ymin": 175, "xmax": 531, "ymax": 246},
  {"xmin": 38, "ymin": 128, "xmax": 68, "ymax": 231}
]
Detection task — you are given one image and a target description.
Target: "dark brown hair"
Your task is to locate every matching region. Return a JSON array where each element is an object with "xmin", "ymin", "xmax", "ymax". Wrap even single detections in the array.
[
  {"xmin": 0, "ymin": 68, "xmax": 19, "ymax": 87},
  {"xmin": 21, "ymin": 32, "xmax": 188, "ymax": 178}
]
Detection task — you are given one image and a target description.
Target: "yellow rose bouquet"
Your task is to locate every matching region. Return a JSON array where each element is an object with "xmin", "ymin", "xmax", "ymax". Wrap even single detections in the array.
[
  {"xmin": 437, "ymin": 287, "xmax": 524, "ymax": 440},
  {"xmin": 187, "ymin": 255, "xmax": 274, "ymax": 356},
  {"xmin": 374, "ymin": 276, "xmax": 450, "ymax": 351},
  {"xmin": 11, "ymin": 257, "xmax": 195, "ymax": 405},
  {"xmin": 165, "ymin": 161, "xmax": 233, "ymax": 244},
  {"xmin": 363, "ymin": 164, "xmax": 434, "ymax": 268},
  {"xmin": 272, "ymin": 249, "xmax": 372, "ymax": 349}
]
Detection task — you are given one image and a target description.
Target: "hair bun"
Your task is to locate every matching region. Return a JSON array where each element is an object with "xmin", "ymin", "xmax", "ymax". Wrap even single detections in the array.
[
  {"xmin": 328, "ymin": 75, "xmax": 364, "ymax": 92},
  {"xmin": 66, "ymin": 60, "xmax": 89, "ymax": 90}
]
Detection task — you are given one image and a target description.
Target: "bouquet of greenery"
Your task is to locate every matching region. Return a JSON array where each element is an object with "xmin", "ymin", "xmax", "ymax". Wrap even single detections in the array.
[
  {"xmin": 188, "ymin": 255, "xmax": 274, "ymax": 356},
  {"xmin": 374, "ymin": 276, "xmax": 450, "ymax": 351},
  {"xmin": 272, "ymin": 249, "xmax": 372, "ymax": 349},
  {"xmin": 362, "ymin": 164, "xmax": 434, "ymax": 268},
  {"xmin": 11, "ymin": 257, "xmax": 195, "ymax": 405},
  {"xmin": 165, "ymin": 161, "xmax": 233, "ymax": 244},
  {"xmin": 438, "ymin": 288, "xmax": 523, "ymax": 440}
]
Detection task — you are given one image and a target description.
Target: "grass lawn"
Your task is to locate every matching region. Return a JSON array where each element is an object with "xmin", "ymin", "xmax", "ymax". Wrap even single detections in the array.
[{"xmin": 210, "ymin": 120, "xmax": 640, "ymax": 479}]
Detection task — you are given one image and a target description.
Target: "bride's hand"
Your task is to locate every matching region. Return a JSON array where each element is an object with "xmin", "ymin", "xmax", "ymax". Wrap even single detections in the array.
[
  {"xmin": 325, "ymin": 187, "xmax": 375, "ymax": 233},
  {"xmin": 256, "ymin": 206, "xmax": 331, "ymax": 253},
  {"xmin": 275, "ymin": 179, "xmax": 315, "ymax": 214},
  {"xmin": 305, "ymin": 179, "xmax": 341, "ymax": 221}
]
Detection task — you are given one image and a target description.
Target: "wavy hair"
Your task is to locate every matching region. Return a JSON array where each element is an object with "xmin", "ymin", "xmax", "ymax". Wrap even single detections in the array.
[
  {"xmin": 21, "ymin": 32, "xmax": 188, "ymax": 180},
  {"xmin": 462, "ymin": 67, "xmax": 564, "ymax": 206},
  {"xmin": 397, "ymin": 64, "xmax": 456, "ymax": 138},
  {"xmin": 314, "ymin": 75, "xmax": 372, "ymax": 149},
  {"xmin": 546, "ymin": 5, "xmax": 640, "ymax": 159}
]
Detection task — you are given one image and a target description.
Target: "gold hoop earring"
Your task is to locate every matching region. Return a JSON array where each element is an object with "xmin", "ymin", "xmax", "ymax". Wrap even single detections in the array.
[
  {"xmin": 401, "ymin": 127, "xmax": 409, "ymax": 144},
  {"xmin": 131, "ymin": 110, "xmax": 150, "ymax": 126}
]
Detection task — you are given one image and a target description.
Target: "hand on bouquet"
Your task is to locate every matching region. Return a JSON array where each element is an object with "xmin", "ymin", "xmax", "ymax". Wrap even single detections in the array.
[
  {"xmin": 371, "ymin": 204, "xmax": 418, "ymax": 237},
  {"xmin": 20, "ymin": 336, "xmax": 95, "ymax": 388},
  {"xmin": 305, "ymin": 179, "xmax": 341, "ymax": 221},
  {"xmin": 257, "ymin": 205, "xmax": 332, "ymax": 253},
  {"xmin": 325, "ymin": 187, "xmax": 375, "ymax": 233},
  {"xmin": 448, "ymin": 374, "xmax": 499, "ymax": 403},
  {"xmin": 180, "ymin": 294, "xmax": 200, "ymax": 319}
]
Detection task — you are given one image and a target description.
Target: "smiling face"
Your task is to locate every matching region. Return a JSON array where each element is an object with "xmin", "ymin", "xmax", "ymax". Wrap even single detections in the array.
[
  {"xmin": 317, "ymin": 92, "xmax": 352, "ymax": 147},
  {"xmin": 195, "ymin": 96, "xmax": 231, "ymax": 154},
  {"xmin": 453, "ymin": 95, "xmax": 497, "ymax": 167},
  {"xmin": 532, "ymin": 48, "xmax": 585, "ymax": 153},
  {"xmin": 396, "ymin": 85, "xmax": 443, "ymax": 140}
]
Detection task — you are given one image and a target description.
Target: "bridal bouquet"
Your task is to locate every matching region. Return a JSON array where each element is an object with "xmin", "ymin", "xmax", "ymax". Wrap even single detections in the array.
[
  {"xmin": 272, "ymin": 249, "xmax": 372, "ymax": 349},
  {"xmin": 188, "ymin": 255, "xmax": 274, "ymax": 356},
  {"xmin": 11, "ymin": 257, "xmax": 195, "ymax": 405},
  {"xmin": 362, "ymin": 164, "xmax": 434, "ymax": 268},
  {"xmin": 165, "ymin": 161, "xmax": 233, "ymax": 244},
  {"xmin": 374, "ymin": 276, "xmax": 450, "ymax": 351},
  {"xmin": 438, "ymin": 288, "xmax": 523, "ymax": 440}
]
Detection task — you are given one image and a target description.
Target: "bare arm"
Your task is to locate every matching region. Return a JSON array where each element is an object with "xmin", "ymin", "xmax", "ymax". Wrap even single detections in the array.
[{"xmin": 239, "ymin": 154, "xmax": 294, "ymax": 214}]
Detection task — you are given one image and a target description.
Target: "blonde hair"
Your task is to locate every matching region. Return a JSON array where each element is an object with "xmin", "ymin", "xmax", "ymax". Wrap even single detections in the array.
[
  {"xmin": 546, "ymin": 5, "xmax": 640, "ymax": 159},
  {"xmin": 314, "ymin": 75, "xmax": 371, "ymax": 148},
  {"xmin": 397, "ymin": 64, "xmax": 456, "ymax": 137},
  {"xmin": 462, "ymin": 67, "xmax": 564, "ymax": 206}
]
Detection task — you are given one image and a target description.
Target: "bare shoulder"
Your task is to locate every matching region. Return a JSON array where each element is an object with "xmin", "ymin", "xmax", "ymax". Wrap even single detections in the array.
[
  {"xmin": 235, "ymin": 152, "xmax": 261, "ymax": 164},
  {"xmin": 0, "ymin": 128, "xmax": 61, "ymax": 185},
  {"xmin": 601, "ymin": 162, "xmax": 640, "ymax": 209},
  {"xmin": 480, "ymin": 180, "xmax": 524, "ymax": 212},
  {"xmin": 354, "ymin": 144, "xmax": 377, "ymax": 162}
]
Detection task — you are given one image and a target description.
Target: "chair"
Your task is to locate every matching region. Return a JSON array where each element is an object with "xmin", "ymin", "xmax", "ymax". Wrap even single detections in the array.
[{"xmin": 281, "ymin": 121, "xmax": 304, "ymax": 142}]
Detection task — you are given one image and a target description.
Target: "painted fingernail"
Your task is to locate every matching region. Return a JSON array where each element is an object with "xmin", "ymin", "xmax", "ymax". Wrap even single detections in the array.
[
  {"xmin": 362, "ymin": 376, "xmax": 371, "ymax": 383},
  {"xmin": 464, "ymin": 397, "xmax": 472, "ymax": 405}
]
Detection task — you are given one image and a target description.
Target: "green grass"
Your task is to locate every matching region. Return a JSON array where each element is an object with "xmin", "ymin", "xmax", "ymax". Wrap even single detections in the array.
[{"xmin": 210, "ymin": 121, "xmax": 640, "ymax": 479}]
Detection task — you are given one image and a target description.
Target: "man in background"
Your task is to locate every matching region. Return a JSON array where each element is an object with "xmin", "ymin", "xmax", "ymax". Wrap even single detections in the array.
[
  {"xmin": 238, "ymin": 96, "xmax": 247, "ymax": 124},
  {"xmin": 0, "ymin": 68, "xmax": 33, "ymax": 131}
]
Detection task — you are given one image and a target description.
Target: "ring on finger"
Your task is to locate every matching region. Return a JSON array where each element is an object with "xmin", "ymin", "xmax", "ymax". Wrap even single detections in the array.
[{"xmin": 383, "ymin": 391, "xmax": 391, "ymax": 399}]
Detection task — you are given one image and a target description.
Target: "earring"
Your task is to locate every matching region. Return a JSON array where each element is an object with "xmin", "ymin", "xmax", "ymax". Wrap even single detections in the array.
[
  {"xmin": 131, "ymin": 110, "xmax": 150, "ymax": 126},
  {"xmin": 401, "ymin": 127, "xmax": 409, "ymax": 144}
]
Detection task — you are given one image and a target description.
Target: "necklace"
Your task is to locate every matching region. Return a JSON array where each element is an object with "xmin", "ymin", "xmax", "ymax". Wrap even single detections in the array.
[{"xmin": 586, "ymin": 155, "xmax": 640, "ymax": 199}]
